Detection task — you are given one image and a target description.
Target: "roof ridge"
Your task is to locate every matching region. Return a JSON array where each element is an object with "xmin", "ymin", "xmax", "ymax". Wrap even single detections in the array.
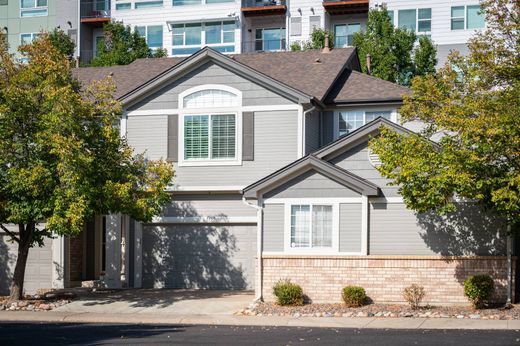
[{"xmin": 350, "ymin": 70, "xmax": 410, "ymax": 90}]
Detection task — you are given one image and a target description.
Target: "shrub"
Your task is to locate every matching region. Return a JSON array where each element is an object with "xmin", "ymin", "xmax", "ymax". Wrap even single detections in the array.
[
  {"xmin": 464, "ymin": 275, "xmax": 494, "ymax": 308},
  {"xmin": 403, "ymin": 284, "xmax": 425, "ymax": 309},
  {"xmin": 272, "ymin": 279, "xmax": 304, "ymax": 306},
  {"xmin": 290, "ymin": 41, "xmax": 302, "ymax": 51},
  {"xmin": 342, "ymin": 286, "xmax": 367, "ymax": 307}
]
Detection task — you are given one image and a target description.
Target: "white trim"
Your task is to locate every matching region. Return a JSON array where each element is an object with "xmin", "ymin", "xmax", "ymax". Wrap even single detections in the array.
[
  {"xmin": 333, "ymin": 107, "xmax": 398, "ymax": 140},
  {"xmin": 120, "ymin": 112, "xmax": 128, "ymax": 138},
  {"xmin": 264, "ymin": 197, "xmax": 363, "ymax": 205},
  {"xmin": 169, "ymin": 185, "xmax": 244, "ymax": 192},
  {"xmin": 361, "ymin": 195, "xmax": 368, "ymax": 255},
  {"xmin": 297, "ymin": 105, "xmax": 304, "ymax": 158},
  {"xmin": 262, "ymin": 251, "xmax": 366, "ymax": 256},
  {"xmin": 178, "ymin": 84, "xmax": 243, "ymax": 108},
  {"xmin": 150, "ymin": 216, "xmax": 257, "ymax": 224},
  {"xmin": 125, "ymin": 104, "xmax": 302, "ymax": 117},
  {"xmin": 283, "ymin": 202, "xmax": 340, "ymax": 255}
]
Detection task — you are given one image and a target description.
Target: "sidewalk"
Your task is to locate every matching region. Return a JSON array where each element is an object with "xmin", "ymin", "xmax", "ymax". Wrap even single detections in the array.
[{"xmin": 2, "ymin": 310, "xmax": 520, "ymax": 330}]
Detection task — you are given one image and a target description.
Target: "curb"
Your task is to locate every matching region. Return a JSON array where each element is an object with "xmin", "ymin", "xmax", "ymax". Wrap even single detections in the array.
[{"xmin": 1, "ymin": 311, "xmax": 520, "ymax": 330}]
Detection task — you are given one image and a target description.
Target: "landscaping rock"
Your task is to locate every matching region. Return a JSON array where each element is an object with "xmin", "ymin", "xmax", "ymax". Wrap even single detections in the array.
[{"xmin": 469, "ymin": 314, "xmax": 481, "ymax": 319}]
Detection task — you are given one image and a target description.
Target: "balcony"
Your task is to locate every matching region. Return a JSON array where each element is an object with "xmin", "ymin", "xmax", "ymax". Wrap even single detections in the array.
[
  {"xmin": 322, "ymin": 0, "xmax": 368, "ymax": 15},
  {"xmin": 81, "ymin": 1, "xmax": 111, "ymax": 26},
  {"xmin": 241, "ymin": 0, "xmax": 287, "ymax": 17},
  {"xmin": 242, "ymin": 39, "xmax": 286, "ymax": 53}
]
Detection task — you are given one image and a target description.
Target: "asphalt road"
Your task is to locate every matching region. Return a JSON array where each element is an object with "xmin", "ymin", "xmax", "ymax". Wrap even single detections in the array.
[{"xmin": 0, "ymin": 322, "xmax": 519, "ymax": 345}]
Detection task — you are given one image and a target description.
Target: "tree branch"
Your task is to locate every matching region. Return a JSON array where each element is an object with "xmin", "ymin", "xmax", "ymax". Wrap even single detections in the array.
[{"xmin": 0, "ymin": 223, "xmax": 20, "ymax": 243}]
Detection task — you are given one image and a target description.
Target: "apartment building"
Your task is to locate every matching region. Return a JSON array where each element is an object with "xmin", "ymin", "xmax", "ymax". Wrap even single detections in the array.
[{"xmin": 0, "ymin": 0, "xmax": 80, "ymax": 58}]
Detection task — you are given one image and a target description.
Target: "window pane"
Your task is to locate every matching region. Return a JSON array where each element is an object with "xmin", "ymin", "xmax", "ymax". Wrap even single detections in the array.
[
  {"xmin": 173, "ymin": 0, "xmax": 201, "ymax": 4},
  {"xmin": 135, "ymin": 0, "xmax": 163, "ymax": 8},
  {"xmin": 365, "ymin": 111, "xmax": 391, "ymax": 123},
  {"xmin": 172, "ymin": 47, "xmax": 199, "ymax": 55},
  {"xmin": 451, "ymin": 6, "xmax": 464, "ymax": 18},
  {"xmin": 21, "ymin": 0, "xmax": 35, "ymax": 8},
  {"xmin": 339, "ymin": 111, "xmax": 363, "ymax": 136},
  {"xmin": 347, "ymin": 23, "xmax": 361, "ymax": 46},
  {"xmin": 116, "ymin": 3, "xmax": 131, "ymax": 10},
  {"xmin": 213, "ymin": 45, "xmax": 235, "ymax": 53},
  {"xmin": 135, "ymin": 26, "xmax": 146, "ymax": 37},
  {"xmin": 223, "ymin": 21, "xmax": 235, "ymax": 43},
  {"xmin": 205, "ymin": 22, "xmax": 222, "ymax": 44},
  {"xmin": 211, "ymin": 114, "xmax": 235, "ymax": 159},
  {"xmin": 291, "ymin": 205, "xmax": 310, "ymax": 248},
  {"xmin": 20, "ymin": 34, "xmax": 32, "ymax": 45},
  {"xmin": 312, "ymin": 205, "xmax": 332, "ymax": 247},
  {"xmin": 184, "ymin": 115, "xmax": 209, "ymax": 159},
  {"xmin": 398, "ymin": 9, "xmax": 416, "ymax": 31},
  {"xmin": 184, "ymin": 89, "xmax": 238, "ymax": 108},
  {"xmin": 334, "ymin": 24, "xmax": 347, "ymax": 47},
  {"xmin": 147, "ymin": 25, "xmax": 163, "ymax": 48},
  {"xmin": 206, "ymin": 0, "xmax": 233, "ymax": 3},
  {"xmin": 185, "ymin": 23, "xmax": 201, "ymax": 45},
  {"xmin": 451, "ymin": 18, "xmax": 464, "ymax": 30},
  {"xmin": 387, "ymin": 10, "xmax": 394, "ymax": 24},
  {"xmin": 418, "ymin": 19, "xmax": 431, "ymax": 32},
  {"xmin": 20, "ymin": 8, "xmax": 47, "ymax": 16},
  {"xmin": 418, "ymin": 8, "xmax": 431, "ymax": 20},
  {"xmin": 467, "ymin": 5, "xmax": 485, "ymax": 29}
]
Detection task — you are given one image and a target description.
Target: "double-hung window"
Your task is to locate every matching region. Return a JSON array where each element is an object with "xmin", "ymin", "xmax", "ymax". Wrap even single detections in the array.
[
  {"xmin": 134, "ymin": 0, "xmax": 163, "ymax": 9},
  {"xmin": 334, "ymin": 23, "xmax": 361, "ymax": 48},
  {"xmin": 290, "ymin": 205, "xmax": 333, "ymax": 249},
  {"xmin": 337, "ymin": 110, "xmax": 392, "ymax": 137},
  {"xmin": 451, "ymin": 5, "xmax": 485, "ymax": 30},
  {"xmin": 115, "ymin": 0, "xmax": 131, "ymax": 10},
  {"xmin": 20, "ymin": 0, "xmax": 47, "ymax": 17},
  {"xmin": 180, "ymin": 88, "xmax": 241, "ymax": 165},
  {"xmin": 136, "ymin": 25, "xmax": 163, "ymax": 49},
  {"xmin": 20, "ymin": 32, "xmax": 40, "ymax": 45},
  {"xmin": 172, "ymin": 21, "xmax": 235, "ymax": 56}
]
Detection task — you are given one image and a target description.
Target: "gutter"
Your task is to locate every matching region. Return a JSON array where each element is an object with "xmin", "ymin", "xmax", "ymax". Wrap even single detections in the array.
[{"xmin": 242, "ymin": 196, "xmax": 264, "ymax": 302}]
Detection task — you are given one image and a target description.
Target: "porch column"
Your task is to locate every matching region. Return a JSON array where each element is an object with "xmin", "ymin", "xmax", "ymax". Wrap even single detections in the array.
[
  {"xmin": 51, "ymin": 235, "xmax": 66, "ymax": 289},
  {"xmin": 104, "ymin": 214, "xmax": 122, "ymax": 288}
]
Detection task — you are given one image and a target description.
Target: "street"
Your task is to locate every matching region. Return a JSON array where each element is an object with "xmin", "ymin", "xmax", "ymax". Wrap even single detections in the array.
[{"xmin": 0, "ymin": 322, "xmax": 519, "ymax": 345}]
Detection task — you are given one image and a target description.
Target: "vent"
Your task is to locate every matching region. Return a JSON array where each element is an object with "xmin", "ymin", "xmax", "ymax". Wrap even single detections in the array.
[{"xmin": 368, "ymin": 148, "xmax": 382, "ymax": 168}]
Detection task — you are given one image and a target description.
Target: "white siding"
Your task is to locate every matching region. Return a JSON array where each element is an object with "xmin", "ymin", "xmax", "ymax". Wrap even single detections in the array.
[{"xmin": 127, "ymin": 115, "xmax": 168, "ymax": 160}]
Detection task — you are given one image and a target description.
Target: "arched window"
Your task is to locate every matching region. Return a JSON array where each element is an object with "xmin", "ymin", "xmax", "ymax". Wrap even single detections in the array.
[{"xmin": 183, "ymin": 89, "xmax": 239, "ymax": 109}]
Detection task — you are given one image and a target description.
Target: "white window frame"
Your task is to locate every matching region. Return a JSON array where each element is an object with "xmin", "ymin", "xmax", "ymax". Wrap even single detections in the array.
[
  {"xmin": 135, "ymin": 25, "xmax": 163, "ymax": 49},
  {"xmin": 172, "ymin": 0, "xmax": 234, "ymax": 5},
  {"xmin": 283, "ymin": 201, "xmax": 340, "ymax": 254},
  {"xmin": 20, "ymin": 32, "xmax": 39, "ymax": 46},
  {"xmin": 333, "ymin": 22, "xmax": 361, "ymax": 48},
  {"xmin": 396, "ymin": 8, "xmax": 431, "ymax": 35},
  {"xmin": 255, "ymin": 27, "xmax": 286, "ymax": 52},
  {"xmin": 178, "ymin": 85, "xmax": 243, "ymax": 167},
  {"xmin": 451, "ymin": 4, "xmax": 485, "ymax": 31},
  {"xmin": 333, "ymin": 108, "xmax": 398, "ymax": 140},
  {"xmin": 171, "ymin": 21, "xmax": 236, "ymax": 56},
  {"xmin": 20, "ymin": 0, "xmax": 48, "ymax": 17}
]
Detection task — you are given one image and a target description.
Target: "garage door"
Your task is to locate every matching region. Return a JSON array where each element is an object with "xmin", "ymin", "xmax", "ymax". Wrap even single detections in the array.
[
  {"xmin": 0, "ymin": 233, "xmax": 53, "ymax": 295},
  {"xmin": 142, "ymin": 224, "xmax": 256, "ymax": 290}
]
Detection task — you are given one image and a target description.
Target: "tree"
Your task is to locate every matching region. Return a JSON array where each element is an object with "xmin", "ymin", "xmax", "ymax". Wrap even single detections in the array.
[
  {"xmin": 291, "ymin": 28, "xmax": 335, "ymax": 51},
  {"xmin": 48, "ymin": 28, "xmax": 76, "ymax": 60},
  {"xmin": 369, "ymin": 0, "xmax": 519, "ymax": 227},
  {"xmin": 352, "ymin": 8, "xmax": 437, "ymax": 85},
  {"xmin": 0, "ymin": 33, "xmax": 174, "ymax": 301},
  {"xmin": 91, "ymin": 21, "xmax": 167, "ymax": 67}
]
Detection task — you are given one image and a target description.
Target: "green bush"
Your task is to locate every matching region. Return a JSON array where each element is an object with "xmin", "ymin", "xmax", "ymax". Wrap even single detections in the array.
[
  {"xmin": 342, "ymin": 286, "xmax": 367, "ymax": 307},
  {"xmin": 464, "ymin": 275, "xmax": 494, "ymax": 308},
  {"xmin": 272, "ymin": 279, "xmax": 304, "ymax": 306}
]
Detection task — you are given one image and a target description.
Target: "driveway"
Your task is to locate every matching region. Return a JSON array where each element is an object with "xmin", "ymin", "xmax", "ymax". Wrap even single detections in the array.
[{"xmin": 53, "ymin": 289, "xmax": 254, "ymax": 315}]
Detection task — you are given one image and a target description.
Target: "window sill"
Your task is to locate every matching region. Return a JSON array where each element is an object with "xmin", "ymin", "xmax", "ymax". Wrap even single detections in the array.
[{"xmin": 178, "ymin": 159, "xmax": 242, "ymax": 167}]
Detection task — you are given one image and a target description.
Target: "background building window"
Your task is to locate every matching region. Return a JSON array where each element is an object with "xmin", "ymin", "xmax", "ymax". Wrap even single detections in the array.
[
  {"xmin": 20, "ymin": 0, "xmax": 47, "ymax": 17},
  {"xmin": 417, "ymin": 8, "xmax": 431, "ymax": 33},
  {"xmin": 290, "ymin": 17, "xmax": 302, "ymax": 37},
  {"xmin": 334, "ymin": 23, "xmax": 360, "ymax": 47},
  {"xmin": 134, "ymin": 0, "xmax": 163, "ymax": 8},
  {"xmin": 309, "ymin": 16, "xmax": 321, "ymax": 32},
  {"xmin": 255, "ymin": 28, "xmax": 285, "ymax": 52},
  {"xmin": 398, "ymin": 9, "xmax": 416, "ymax": 31},
  {"xmin": 466, "ymin": 5, "xmax": 485, "ymax": 29},
  {"xmin": 451, "ymin": 6, "xmax": 465, "ymax": 30},
  {"xmin": 136, "ymin": 25, "xmax": 163, "ymax": 49},
  {"xmin": 172, "ymin": 21, "xmax": 235, "ymax": 55}
]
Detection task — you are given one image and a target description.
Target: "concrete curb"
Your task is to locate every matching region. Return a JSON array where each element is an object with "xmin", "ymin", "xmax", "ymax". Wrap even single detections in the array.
[{"xmin": 1, "ymin": 311, "xmax": 520, "ymax": 330}]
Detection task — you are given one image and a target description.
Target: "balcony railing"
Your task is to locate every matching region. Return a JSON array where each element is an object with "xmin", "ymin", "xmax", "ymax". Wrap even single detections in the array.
[
  {"xmin": 242, "ymin": 39, "xmax": 286, "ymax": 53},
  {"xmin": 81, "ymin": 1, "xmax": 111, "ymax": 20},
  {"xmin": 322, "ymin": 0, "xmax": 368, "ymax": 15},
  {"xmin": 242, "ymin": 0, "xmax": 285, "ymax": 7}
]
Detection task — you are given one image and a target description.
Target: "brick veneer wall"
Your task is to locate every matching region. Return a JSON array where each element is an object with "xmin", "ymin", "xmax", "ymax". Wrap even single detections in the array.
[{"xmin": 262, "ymin": 256, "xmax": 514, "ymax": 305}]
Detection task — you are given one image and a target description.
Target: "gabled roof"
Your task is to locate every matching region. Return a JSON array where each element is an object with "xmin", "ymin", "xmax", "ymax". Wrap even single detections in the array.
[
  {"xmin": 314, "ymin": 117, "xmax": 415, "ymax": 161},
  {"xmin": 73, "ymin": 47, "xmax": 358, "ymax": 106},
  {"xmin": 242, "ymin": 155, "xmax": 380, "ymax": 199},
  {"xmin": 325, "ymin": 70, "xmax": 411, "ymax": 105}
]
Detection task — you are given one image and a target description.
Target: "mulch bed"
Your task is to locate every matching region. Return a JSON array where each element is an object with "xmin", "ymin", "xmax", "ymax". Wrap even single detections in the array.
[{"xmin": 239, "ymin": 302, "xmax": 520, "ymax": 320}]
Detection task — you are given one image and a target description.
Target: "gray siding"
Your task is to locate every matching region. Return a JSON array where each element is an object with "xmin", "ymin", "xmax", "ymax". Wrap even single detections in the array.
[
  {"xmin": 263, "ymin": 204, "xmax": 284, "ymax": 252},
  {"xmin": 162, "ymin": 194, "xmax": 256, "ymax": 218},
  {"xmin": 339, "ymin": 203, "xmax": 362, "ymax": 253},
  {"xmin": 142, "ymin": 223, "xmax": 256, "ymax": 289},
  {"xmin": 321, "ymin": 111, "xmax": 334, "ymax": 147},
  {"xmin": 0, "ymin": 228, "xmax": 53, "ymax": 295},
  {"xmin": 369, "ymin": 203, "xmax": 506, "ymax": 256},
  {"xmin": 330, "ymin": 142, "xmax": 399, "ymax": 197},
  {"xmin": 174, "ymin": 110, "xmax": 298, "ymax": 187},
  {"xmin": 305, "ymin": 110, "xmax": 320, "ymax": 154},
  {"xmin": 128, "ymin": 62, "xmax": 293, "ymax": 111},
  {"xmin": 264, "ymin": 170, "xmax": 361, "ymax": 199},
  {"xmin": 127, "ymin": 115, "xmax": 168, "ymax": 160}
]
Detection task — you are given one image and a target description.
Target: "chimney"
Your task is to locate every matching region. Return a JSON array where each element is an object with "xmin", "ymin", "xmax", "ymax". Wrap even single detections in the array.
[
  {"xmin": 366, "ymin": 54, "xmax": 372, "ymax": 75},
  {"xmin": 322, "ymin": 33, "xmax": 331, "ymax": 53}
]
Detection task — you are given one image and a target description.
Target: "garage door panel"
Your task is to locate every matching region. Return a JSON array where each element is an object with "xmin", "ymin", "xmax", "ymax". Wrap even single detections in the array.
[{"xmin": 142, "ymin": 224, "xmax": 256, "ymax": 290}]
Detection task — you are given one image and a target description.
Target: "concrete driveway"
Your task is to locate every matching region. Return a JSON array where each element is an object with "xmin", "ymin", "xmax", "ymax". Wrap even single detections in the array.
[{"xmin": 53, "ymin": 289, "xmax": 254, "ymax": 315}]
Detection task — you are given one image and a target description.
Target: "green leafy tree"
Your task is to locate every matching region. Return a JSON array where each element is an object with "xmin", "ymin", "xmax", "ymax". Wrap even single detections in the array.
[
  {"xmin": 91, "ymin": 21, "xmax": 166, "ymax": 66},
  {"xmin": 352, "ymin": 8, "xmax": 437, "ymax": 85},
  {"xmin": 0, "ymin": 33, "xmax": 174, "ymax": 302},
  {"xmin": 48, "ymin": 28, "xmax": 76, "ymax": 60},
  {"xmin": 302, "ymin": 28, "xmax": 335, "ymax": 50},
  {"xmin": 370, "ymin": 0, "xmax": 519, "ymax": 228}
]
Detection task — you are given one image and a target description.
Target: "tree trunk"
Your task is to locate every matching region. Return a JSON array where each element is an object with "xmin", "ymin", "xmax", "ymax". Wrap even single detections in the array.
[{"xmin": 7, "ymin": 223, "xmax": 34, "ymax": 303}]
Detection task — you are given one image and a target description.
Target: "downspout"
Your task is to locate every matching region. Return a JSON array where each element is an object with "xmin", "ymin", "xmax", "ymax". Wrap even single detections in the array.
[
  {"xmin": 302, "ymin": 106, "xmax": 316, "ymax": 157},
  {"xmin": 242, "ymin": 196, "xmax": 264, "ymax": 302},
  {"xmin": 507, "ymin": 223, "xmax": 512, "ymax": 307}
]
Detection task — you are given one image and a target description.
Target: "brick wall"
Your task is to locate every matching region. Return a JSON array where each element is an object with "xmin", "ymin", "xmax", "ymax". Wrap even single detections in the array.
[{"xmin": 262, "ymin": 256, "xmax": 514, "ymax": 305}]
